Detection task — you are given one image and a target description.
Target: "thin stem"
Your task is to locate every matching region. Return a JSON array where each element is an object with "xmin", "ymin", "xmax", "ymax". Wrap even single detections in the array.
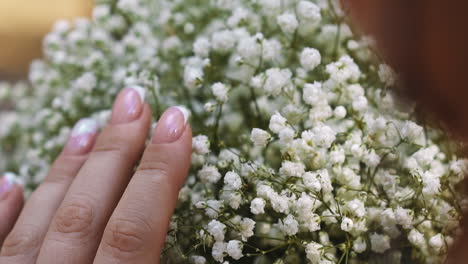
[
  {"xmin": 213, "ymin": 103, "xmax": 224, "ymax": 154},
  {"xmin": 150, "ymin": 85, "xmax": 161, "ymax": 118}
]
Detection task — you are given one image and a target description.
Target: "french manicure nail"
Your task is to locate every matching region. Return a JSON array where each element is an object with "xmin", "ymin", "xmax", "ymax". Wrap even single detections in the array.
[
  {"xmin": 0, "ymin": 173, "xmax": 16, "ymax": 200},
  {"xmin": 110, "ymin": 86, "xmax": 146, "ymax": 124},
  {"xmin": 64, "ymin": 118, "xmax": 98, "ymax": 155},
  {"xmin": 152, "ymin": 106, "xmax": 189, "ymax": 144}
]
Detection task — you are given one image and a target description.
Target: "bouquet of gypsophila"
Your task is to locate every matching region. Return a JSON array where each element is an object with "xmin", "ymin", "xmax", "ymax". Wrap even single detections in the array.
[{"xmin": 1, "ymin": 0, "xmax": 468, "ymax": 263}]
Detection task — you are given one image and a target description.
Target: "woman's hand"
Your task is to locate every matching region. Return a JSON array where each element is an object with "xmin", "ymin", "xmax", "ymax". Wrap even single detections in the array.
[{"xmin": 0, "ymin": 87, "xmax": 192, "ymax": 263}]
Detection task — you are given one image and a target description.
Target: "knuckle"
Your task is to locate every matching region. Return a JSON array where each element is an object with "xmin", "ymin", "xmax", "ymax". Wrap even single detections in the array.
[
  {"xmin": 137, "ymin": 159, "xmax": 171, "ymax": 177},
  {"xmin": 1, "ymin": 226, "xmax": 41, "ymax": 257},
  {"xmin": 44, "ymin": 157, "xmax": 81, "ymax": 184},
  {"xmin": 52, "ymin": 196, "xmax": 95, "ymax": 238},
  {"xmin": 102, "ymin": 216, "xmax": 150, "ymax": 258},
  {"xmin": 93, "ymin": 131, "xmax": 138, "ymax": 156},
  {"xmin": 137, "ymin": 159, "xmax": 182, "ymax": 189}
]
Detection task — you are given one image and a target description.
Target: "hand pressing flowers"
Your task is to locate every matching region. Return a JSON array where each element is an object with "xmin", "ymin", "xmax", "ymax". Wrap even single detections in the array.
[{"xmin": 0, "ymin": 87, "xmax": 193, "ymax": 263}]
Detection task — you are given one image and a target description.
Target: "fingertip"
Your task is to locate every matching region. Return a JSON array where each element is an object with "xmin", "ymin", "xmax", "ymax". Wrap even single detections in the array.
[
  {"xmin": 151, "ymin": 106, "xmax": 189, "ymax": 144},
  {"xmin": 0, "ymin": 179, "xmax": 24, "ymax": 245}
]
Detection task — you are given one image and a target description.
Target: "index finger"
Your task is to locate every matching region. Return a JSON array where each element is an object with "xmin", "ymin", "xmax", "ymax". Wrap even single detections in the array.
[{"xmin": 94, "ymin": 107, "xmax": 192, "ymax": 263}]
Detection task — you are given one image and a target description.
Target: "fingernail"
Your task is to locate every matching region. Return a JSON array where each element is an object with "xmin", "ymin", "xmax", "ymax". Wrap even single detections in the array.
[
  {"xmin": 110, "ymin": 86, "xmax": 146, "ymax": 124},
  {"xmin": 0, "ymin": 173, "xmax": 16, "ymax": 200},
  {"xmin": 64, "ymin": 118, "xmax": 98, "ymax": 155},
  {"xmin": 152, "ymin": 106, "xmax": 189, "ymax": 144}
]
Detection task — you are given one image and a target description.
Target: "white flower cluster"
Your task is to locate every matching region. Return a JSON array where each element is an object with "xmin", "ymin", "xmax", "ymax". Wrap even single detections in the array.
[{"xmin": 1, "ymin": 0, "xmax": 467, "ymax": 263}]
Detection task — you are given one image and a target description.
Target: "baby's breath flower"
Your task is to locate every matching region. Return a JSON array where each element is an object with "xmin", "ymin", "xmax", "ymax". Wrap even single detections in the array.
[
  {"xmin": 250, "ymin": 198, "xmax": 266, "ymax": 215},
  {"xmin": 277, "ymin": 12, "xmax": 299, "ymax": 34},
  {"xmin": 211, "ymin": 82, "xmax": 229, "ymax": 102},
  {"xmin": 300, "ymin": 48, "xmax": 321, "ymax": 71},
  {"xmin": 226, "ymin": 240, "xmax": 243, "ymax": 260},
  {"xmin": 2, "ymin": 0, "xmax": 465, "ymax": 263}
]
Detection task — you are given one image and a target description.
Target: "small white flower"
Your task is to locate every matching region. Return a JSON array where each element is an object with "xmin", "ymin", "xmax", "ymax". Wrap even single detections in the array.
[
  {"xmin": 237, "ymin": 35, "xmax": 262, "ymax": 60},
  {"xmin": 378, "ymin": 64, "xmax": 396, "ymax": 87},
  {"xmin": 333, "ymin": 106, "xmax": 347, "ymax": 119},
  {"xmin": 184, "ymin": 66, "xmax": 203, "ymax": 90},
  {"xmin": 278, "ymin": 127, "xmax": 295, "ymax": 144},
  {"xmin": 394, "ymin": 207, "xmax": 413, "ymax": 229},
  {"xmin": 302, "ymin": 172, "xmax": 322, "ymax": 192},
  {"xmin": 352, "ymin": 96, "xmax": 368, "ymax": 112},
  {"xmin": 191, "ymin": 256, "xmax": 207, "ymax": 264},
  {"xmin": 198, "ymin": 165, "xmax": 222, "ymax": 183},
  {"xmin": 258, "ymin": 0, "xmax": 281, "ymax": 15},
  {"xmin": 297, "ymin": 1, "xmax": 321, "ymax": 23},
  {"xmin": 269, "ymin": 112, "xmax": 288, "ymax": 133},
  {"xmin": 212, "ymin": 82, "xmax": 229, "ymax": 102},
  {"xmin": 341, "ymin": 217, "xmax": 354, "ymax": 232},
  {"xmin": 239, "ymin": 218, "xmax": 256, "ymax": 241},
  {"xmin": 279, "ymin": 214, "xmax": 299, "ymax": 236},
  {"xmin": 429, "ymin": 234, "xmax": 444, "ymax": 252},
  {"xmin": 344, "ymin": 199, "xmax": 366, "ymax": 218},
  {"xmin": 326, "ymin": 55, "xmax": 361, "ymax": 84},
  {"xmin": 212, "ymin": 30, "xmax": 236, "ymax": 52},
  {"xmin": 353, "ymin": 236, "xmax": 367, "ymax": 253},
  {"xmin": 330, "ymin": 147, "xmax": 346, "ymax": 164},
  {"xmin": 400, "ymin": 121, "xmax": 424, "ymax": 143},
  {"xmin": 205, "ymin": 200, "xmax": 223, "ymax": 218},
  {"xmin": 250, "ymin": 128, "xmax": 271, "ymax": 147},
  {"xmin": 370, "ymin": 233, "xmax": 391, "ymax": 253},
  {"xmin": 305, "ymin": 241, "xmax": 323, "ymax": 263},
  {"xmin": 212, "ymin": 241, "xmax": 227, "ymax": 262},
  {"xmin": 226, "ymin": 240, "xmax": 243, "ymax": 260},
  {"xmin": 73, "ymin": 72, "xmax": 97, "ymax": 91},
  {"xmin": 207, "ymin": 220, "xmax": 227, "ymax": 242},
  {"xmin": 277, "ymin": 12, "xmax": 299, "ymax": 34},
  {"xmin": 224, "ymin": 171, "xmax": 242, "ymax": 190},
  {"xmin": 193, "ymin": 37, "xmax": 211, "ymax": 57},
  {"xmin": 279, "ymin": 161, "xmax": 305, "ymax": 178},
  {"xmin": 250, "ymin": 198, "xmax": 266, "ymax": 215},
  {"xmin": 408, "ymin": 229, "xmax": 425, "ymax": 249},
  {"xmin": 193, "ymin": 135, "xmax": 210, "ymax": 155},
  {"xmin": 300, "ymin": 48, "xmax": 321, "ymax": 71},
  {"xmin": 264, "ymin": 68, "xmax": 292, "ymax": 96},
  {"xmin": 303, "ymin": 82, "xmax": 325, "ymax": 106}
]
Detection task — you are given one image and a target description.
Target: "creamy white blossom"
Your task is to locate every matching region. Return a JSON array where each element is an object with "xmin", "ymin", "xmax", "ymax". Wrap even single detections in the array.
[
  {"xmin": 211, "ymin": 82, "xmax": 229, "ymax": 102},
  {"xmin": 277, "ymin": 12, "xmax": 299, "ymax": 34},
  {"xmin": 2, "ymin": 0, "xmax": 465, "ymax": 263},
  {"xmin": 226, "ymin": 240, "xmax": 243, "ymax": 260},
  {"xmin": 300, "ymin": 48, "xmax": 321, "ymax": 71},
  {"xmin": 250, "ymin": 197, "xmax": 266, "ymax": 215},
  {"xmin": 192, "ymin": 135, "xmax": 210, "ymax": 155},
  {"xmin": 207, "ymin": 220, "xmax": 227, "ymax": 242},
  {"xmin": 250, "ymin": 128, "xmax": 271, "ymax": 147}
]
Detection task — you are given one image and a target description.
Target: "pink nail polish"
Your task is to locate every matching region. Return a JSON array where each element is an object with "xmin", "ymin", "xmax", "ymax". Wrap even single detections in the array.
[
  {"xmin": 64, "ymin": 118, "xmax": 98, "ymax": 155},
  {"xmin": 110, "ymin": 86, "xmax": 146, "ymax": 124},
  {"xmin": 152, "ymin": 106, "xmax": 189, "ymax": 144},
  {"xmin": 0, "ymin": 173, "xmax": 16, "ymax": 200}
]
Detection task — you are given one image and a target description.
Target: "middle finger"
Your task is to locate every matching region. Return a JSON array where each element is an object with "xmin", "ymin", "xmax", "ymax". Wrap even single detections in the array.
[{"xmin": 37, "ymin": 87, "xmax": 151, "ymax": 264}]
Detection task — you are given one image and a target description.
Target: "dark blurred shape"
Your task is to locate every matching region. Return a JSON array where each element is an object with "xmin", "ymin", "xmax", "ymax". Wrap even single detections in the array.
[
  {"xmin": 345, "ymin": 0, "xmax": 468, "ymax": 142},
  {"xmin": 345, "ymin": 1, "xmax": 468, "ymax": 262}
]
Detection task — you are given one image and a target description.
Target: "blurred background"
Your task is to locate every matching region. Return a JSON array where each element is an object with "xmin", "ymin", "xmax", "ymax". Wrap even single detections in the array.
[{"xmin": 0, "ymin": 0, "xmax": 93, "ymax": 81}]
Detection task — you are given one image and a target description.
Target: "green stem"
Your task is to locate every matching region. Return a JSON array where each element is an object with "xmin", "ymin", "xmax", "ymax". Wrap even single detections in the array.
[{"xmin": 213, "ymin": 103, "xmax": 224, "ymax": 153}]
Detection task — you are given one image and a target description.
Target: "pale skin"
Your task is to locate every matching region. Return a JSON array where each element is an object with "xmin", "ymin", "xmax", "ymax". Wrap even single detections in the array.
[{"xmin": 0, "ymin": 87, "xmax": 192, "ymax": 263}]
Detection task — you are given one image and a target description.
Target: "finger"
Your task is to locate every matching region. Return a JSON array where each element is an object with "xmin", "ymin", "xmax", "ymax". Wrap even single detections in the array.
[
  {"xmin": 37, "ymin": 87, "xmax": 151, "ymax": 264},
  {"xmin": 0, "ymin": 174, "xmax": 24, "ymax": 247},
  {"xmin": 95, "ymin": 107, "xmax": 192, "ymax": 264},
  {"xmin": 0, "ymin": 118, "xmax": 98, "ymax": 263}
]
